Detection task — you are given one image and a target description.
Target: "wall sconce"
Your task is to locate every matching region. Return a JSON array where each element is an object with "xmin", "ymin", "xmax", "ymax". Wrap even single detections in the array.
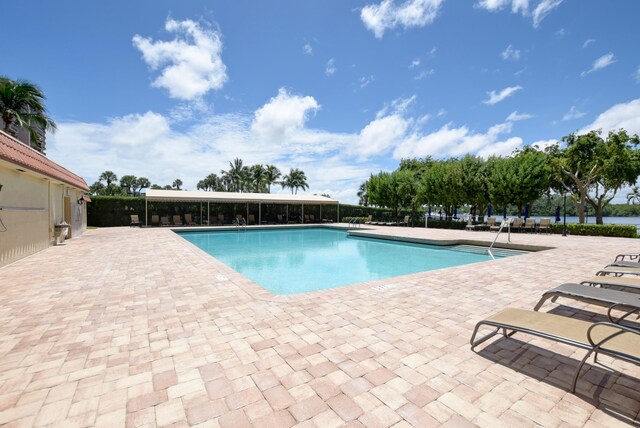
[{"xmin": 77, "ymin": 196, "xmax": 84, "ymax": 205}]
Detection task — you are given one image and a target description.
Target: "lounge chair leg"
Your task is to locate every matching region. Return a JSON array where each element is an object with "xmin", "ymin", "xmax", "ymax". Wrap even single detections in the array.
[
  {"xmin": 533, "ymin": 294, "xmax": 552, "ymax": 311},
  {"xmin": 571, "ymin": 349, "xmax": 595, "ymax": 393},
  {"xmin": 470, "ymin": 324, "xmax": 500, "ymax": 350}
]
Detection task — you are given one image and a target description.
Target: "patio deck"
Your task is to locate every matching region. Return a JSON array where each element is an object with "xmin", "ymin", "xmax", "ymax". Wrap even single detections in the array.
[{"xmin": 0, "ymin": 225, "xmax": 639, "ymax": 427}]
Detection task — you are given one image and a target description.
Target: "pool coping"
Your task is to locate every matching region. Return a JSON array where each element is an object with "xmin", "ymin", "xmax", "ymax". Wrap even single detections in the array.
[{"xmin": 169, "ymin": 224, "xmax": 553, "ymax": 302}]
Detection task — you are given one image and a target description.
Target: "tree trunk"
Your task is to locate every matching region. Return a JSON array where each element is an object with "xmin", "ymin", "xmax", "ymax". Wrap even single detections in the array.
[{"xmin": 577, "ymin": 189, "xmax": 587, "ymax": 224}]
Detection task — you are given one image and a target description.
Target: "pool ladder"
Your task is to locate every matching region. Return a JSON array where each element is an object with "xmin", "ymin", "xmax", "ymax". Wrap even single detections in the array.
[
  {"xmin": 235, "ymin": 218, "xmax": 247, "ymax": 231},
  {"xmin": 488, "ymin": 218, "xmax": 512, "ymax": 259},
  {"xmin": 348, "ymin": 218, "xmax": 361, "ymax": 228}
]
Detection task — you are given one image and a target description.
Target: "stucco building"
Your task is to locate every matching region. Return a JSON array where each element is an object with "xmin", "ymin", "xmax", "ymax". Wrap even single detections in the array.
[{"xmin": 0, "ymin": 130, "xmax": 89, "ymax": 267}]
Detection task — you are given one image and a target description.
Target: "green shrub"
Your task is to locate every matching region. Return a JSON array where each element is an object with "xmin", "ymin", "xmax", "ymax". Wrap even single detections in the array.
[{"xmin": 550, "ymin": 223, "xmax": 637, "ymax": 238}]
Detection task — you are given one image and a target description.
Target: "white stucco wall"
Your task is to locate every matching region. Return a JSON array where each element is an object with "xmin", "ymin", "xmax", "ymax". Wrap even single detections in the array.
[{"xmin": 0, "ymin": 160, "xmax": 87, "ymax": 267}]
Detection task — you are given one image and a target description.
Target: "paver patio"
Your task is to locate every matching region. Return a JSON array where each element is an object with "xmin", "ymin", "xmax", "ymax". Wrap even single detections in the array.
[{"xmin": 0, "ymin": 224, "xmax": 639, "ymax": 427}]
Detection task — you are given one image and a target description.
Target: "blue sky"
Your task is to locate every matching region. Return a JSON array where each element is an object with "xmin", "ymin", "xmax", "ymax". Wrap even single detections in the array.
[{"xmin": 3, "ymin": 0, "xmax": 640, "ymax": 203}]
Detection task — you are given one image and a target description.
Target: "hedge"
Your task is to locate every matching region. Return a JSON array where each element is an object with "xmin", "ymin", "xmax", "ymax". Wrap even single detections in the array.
[{"xmin": 549, "ymin": 223, "xmax": 637, "ymax": 238}]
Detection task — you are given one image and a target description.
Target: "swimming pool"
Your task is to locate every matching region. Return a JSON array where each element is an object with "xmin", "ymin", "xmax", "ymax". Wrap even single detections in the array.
[{"xmin": 178, "ymin": 227, "xmax": 524, "ymax": 295}]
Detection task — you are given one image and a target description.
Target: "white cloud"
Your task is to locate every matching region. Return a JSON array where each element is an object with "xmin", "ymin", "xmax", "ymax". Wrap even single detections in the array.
[
  {"xmin": 414, "ymin": 69, "xmax": 435, "ymax": 80},
  {"xmin": 501, "ymin": 44, "xmax": 521, "ymax": 61},
  {"xmin": 303, "ymin": 42, "xmax": 313, "ymax": 55},
  {"xmin": 360, "ymin": 75, "xmax": 375, "ymax": 88},
  {"xmin": 483, "ymin": 86, "xmax": 523, "ymax": 105},
  {"xmin": 582, "ymin": 38, "xmax": 595, "ymax": 48},
  {"xmin": 393, "ymin": 120, "xmax": 519, "ymax": 159},
  {"xmin": 325, "ymin": 58, "xmax": 336, "ymax": 76},
  {"xmin": 409, "ymin": 58, "xmax": 421, "ymax": 68},
  {"xmin": 506, "ymin": 111, "xmax": 533, "ymax": 121},
  {"xmin": 562, "ymin": 105, "xmax": 586, "ymax": 121},
  {"xmin": 353, "ymin": 115, "xmax": 409, "ymax": 160},
  {"xmin": 132, "ymin": 18, "xmax": 227, "ymax": 100},
  {"xmin": 436, "ymin": 108, "xmax": 447, "ymax": 117},
  {"xmin": 532, "ymin": 0, "xmax": 563, "ymax": 28},
  {"xmin": 251, "ymin": 88, "xmax": 319, "ymax": 141},
  {"xmin": 361, "ymin": 0, "xmax": 443, "ymax": 38},
  {"xmin": 477, "ymin": 137, "xmax": 523, "ymax": 158},
  {"xmin": 581, "ymin": 52, "xmax": 616, "ymax": 76},
  {"xmin": 634, "ymin": 66, "xmax": 640, "ymax": 83},
  {"xmin": 531, "ymin": 139, "xmax": 558, "ymax": 150},
  {"xmin": 475, "ymin": 0, "xmax": 562, "ymax": 28},
  {"xmin": 578, "ymin": 98, "xmax": 640, "ymax": 136}
]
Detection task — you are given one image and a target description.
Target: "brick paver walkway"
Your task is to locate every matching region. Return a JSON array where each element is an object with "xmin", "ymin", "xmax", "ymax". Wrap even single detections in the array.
[{"xmin": 0, "ymin": 225, "xmax": 639, "ymax": 427}]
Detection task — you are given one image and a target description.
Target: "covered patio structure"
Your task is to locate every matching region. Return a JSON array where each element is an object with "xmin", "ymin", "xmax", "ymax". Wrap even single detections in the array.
[{"xmin": 144, "ymin": 189, "xmax": 339, "ymax": 226}]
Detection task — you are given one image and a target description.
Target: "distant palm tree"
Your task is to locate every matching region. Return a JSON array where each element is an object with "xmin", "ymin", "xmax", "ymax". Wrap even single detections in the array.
[
  {"xmin": 172, "ymin": 179, "xmax": 183, "ymax": 190},
  {"xmin": 89, "ymin": 181, "xmax": 106, "ymax": 195},
  {"xmin": 0, "ymin": 77, "xmax": 57, "ymax": 152},
  {"xmin": 281, "ymin": 168, "xmax": 309, "ymax": 194},
  {"xmin": 265, "ymin": 164, "xmax": 281, "ymax": 193},
  {"xmin": 99, "ymin": 171, "xmax": 118, "ymax": 195},
  {"xmin": 120, "ymin": 175, "xmax": 137, "ymax": 195},
  {"xmin": 627, "ymin": 186, "xmax": 640, "ymax": 205},
  {"xmin": 251, "ymin": 164, "xmax": 267, "ymax": 192},
  {"xmin": 135, "ymin": 177, "xmax": 150, "ymax": 196},
  {"xmin": 221, "ymin": 158, "xmax": 247, "ymax": 192}
]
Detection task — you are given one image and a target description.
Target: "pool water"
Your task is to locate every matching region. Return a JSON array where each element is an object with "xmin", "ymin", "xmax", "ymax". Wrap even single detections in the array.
[{"xmin": 177, "ymin": 228, "xmax": 521, "ymax": 295}]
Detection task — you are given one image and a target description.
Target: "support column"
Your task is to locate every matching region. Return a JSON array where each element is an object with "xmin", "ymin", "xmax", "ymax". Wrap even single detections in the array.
[
  {"xmin": 246, "ymin": 203, "xmax": 249, "ymax": 224},
  {"xmin": 286, "ymin": 205, "xmax": 289, "ymax": 223},
  {"xmin": 259, "ymin": 203, "xmax": 261, "ymax": 225},
  {"xmin": 207, "ymin": 202, "xmax": 210, "ymax": 225},
  {"xmin": 200, "ymin": 202, "xmax": 202, "ymax": 225},
  {"xmin": 320, "ymin": 205, "xmax": 322, "ymax": 222},
  {"xmin": 337, "ymin": 203, "xmax": 340, "ymax": 223},
  {"xmin": 302, "ymin": 204, "xmax": 304, "ymax": 224},
  {"xmin": 145, "ymin": 198, "xmax": 148, "ymax": 227}
]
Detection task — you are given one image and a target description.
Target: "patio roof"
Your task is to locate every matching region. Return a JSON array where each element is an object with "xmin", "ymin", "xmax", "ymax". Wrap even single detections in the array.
[
  {"xmin": 0, "ymin": 130, "xmax": 89, "ymax": 191},
  {"xmin": 145, "ymin": 189, "xmax": 339, "ymax": 205}
]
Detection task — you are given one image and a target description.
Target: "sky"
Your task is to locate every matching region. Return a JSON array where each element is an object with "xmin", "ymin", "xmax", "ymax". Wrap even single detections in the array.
[{"xmin": 3, "ymin": 0, "xmax": 640, "ymax": 203}]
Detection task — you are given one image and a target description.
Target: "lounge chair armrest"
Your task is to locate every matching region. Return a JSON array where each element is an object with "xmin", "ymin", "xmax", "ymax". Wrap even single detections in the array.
[
  {"xmin": 586, "ymin": 321, "xmax": 640, "ymax": 348},
  {"xmin": 615, "ymin": 253, "xmax": 640, "ymax": 262}
]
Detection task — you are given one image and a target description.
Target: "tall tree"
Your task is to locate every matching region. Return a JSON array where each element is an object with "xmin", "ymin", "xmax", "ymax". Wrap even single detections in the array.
[
  {"xmin": 0, "ymin": 77, "xmax": 56, "ymax": 152},
  {"xmin": 221, "ymin": 158, "xmax": 246, "ymax": 192},
  {"xmin": 135, "ymin": 177, "xmax": 150, "ymax": 196},
  {"xmin": 357, "ymin": 182, "xmax": 368, "ymax": 207},
  {"xmin": 99, "ymin": 171, "xmax": 118, "ymax": 195},
  {"xmin": 281, "ymin": 168, "xmax": 309, "ymax": 194},
  {"xmin": 251, "ymin": 164, "xmax": 267, "ymax": 192},
  {"xmin": 489, "ymin": 148, "xmax": 549, "ymax": 217},
  {"xmin": 585, "ymin": 130, "xmax": 640, "ymax": 223},
  {"xmin": 547, "ymin": 129, "xmax": 640, "ymax": 223},
  {"xmin": 89, "ymin": 181, "xmax": 106, "ymax": 195},
  {"xmin": 265, "ymin": 165, "xmax": 281, "ymax": 193},
  {"xmin": 628, "ymin": 186, "xmax": 640, "ymax": 205},
  {"xmin": 172, "ymin": 179, "xmax": 183, "ymax": 190},
  {"xmin": 120, "ymin": 175, "xmax": 137, "ymax": 195},
  {"xmin": 420, "ymin": 159, "xmax": 465, "ymax": 218}
]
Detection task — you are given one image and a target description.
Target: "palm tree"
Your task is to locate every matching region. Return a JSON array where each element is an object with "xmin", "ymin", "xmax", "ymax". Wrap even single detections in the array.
[
  {"xmin": 265, "ymin": 165, "xmax": 281, "ymax": 193},
  {"xmin": 120, "ymin": 175, "xmax": 137, "ymax": 195},
  {"xmin": 89, "ymin": 181, "xmax": 106, "ymax": 195},
  {"xmin": 221, "ymin": 158, "xmax": 246, "ymax": 192},
  {"xmin": 135, "ymin": 177, "xmax": 150, "ymax": 196},
  {"xmin": 99, "ymin": 171, "xmax": 118, "ymax": 195},
  {"xmin": 0, "ymin": 77, "xmax": 57, "ymax": 152},
  {"xmin": 172, "ymin": 179, "xmax": 183, "ymax": 190},
  {"xmin": 627, "ymin": 186, "xmax": 640, "ymax": 205},
  {"xmin": 281, "ymin": 168, "xmax": 309, "ymax": 194},
  {"xmin": 251, "ymin": 164, "xmax": 267, "ymax": 192}
]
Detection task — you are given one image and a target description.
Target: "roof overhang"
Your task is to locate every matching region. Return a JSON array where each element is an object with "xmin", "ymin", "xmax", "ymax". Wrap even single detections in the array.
[{"xmin": 145, "ymin": 189, "xmax": 338, "ymax": 205}]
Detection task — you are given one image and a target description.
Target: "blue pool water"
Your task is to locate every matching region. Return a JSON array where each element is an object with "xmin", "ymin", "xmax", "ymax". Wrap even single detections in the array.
[{"xmin": 177, "ymin": 228, "xmax": 520, "ymax": 295}]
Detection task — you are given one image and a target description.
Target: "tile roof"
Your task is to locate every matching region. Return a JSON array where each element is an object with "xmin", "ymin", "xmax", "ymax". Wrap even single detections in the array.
[{"xmin": 0, "ymin": 130, "xmax": 89, "ymax": 191}]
